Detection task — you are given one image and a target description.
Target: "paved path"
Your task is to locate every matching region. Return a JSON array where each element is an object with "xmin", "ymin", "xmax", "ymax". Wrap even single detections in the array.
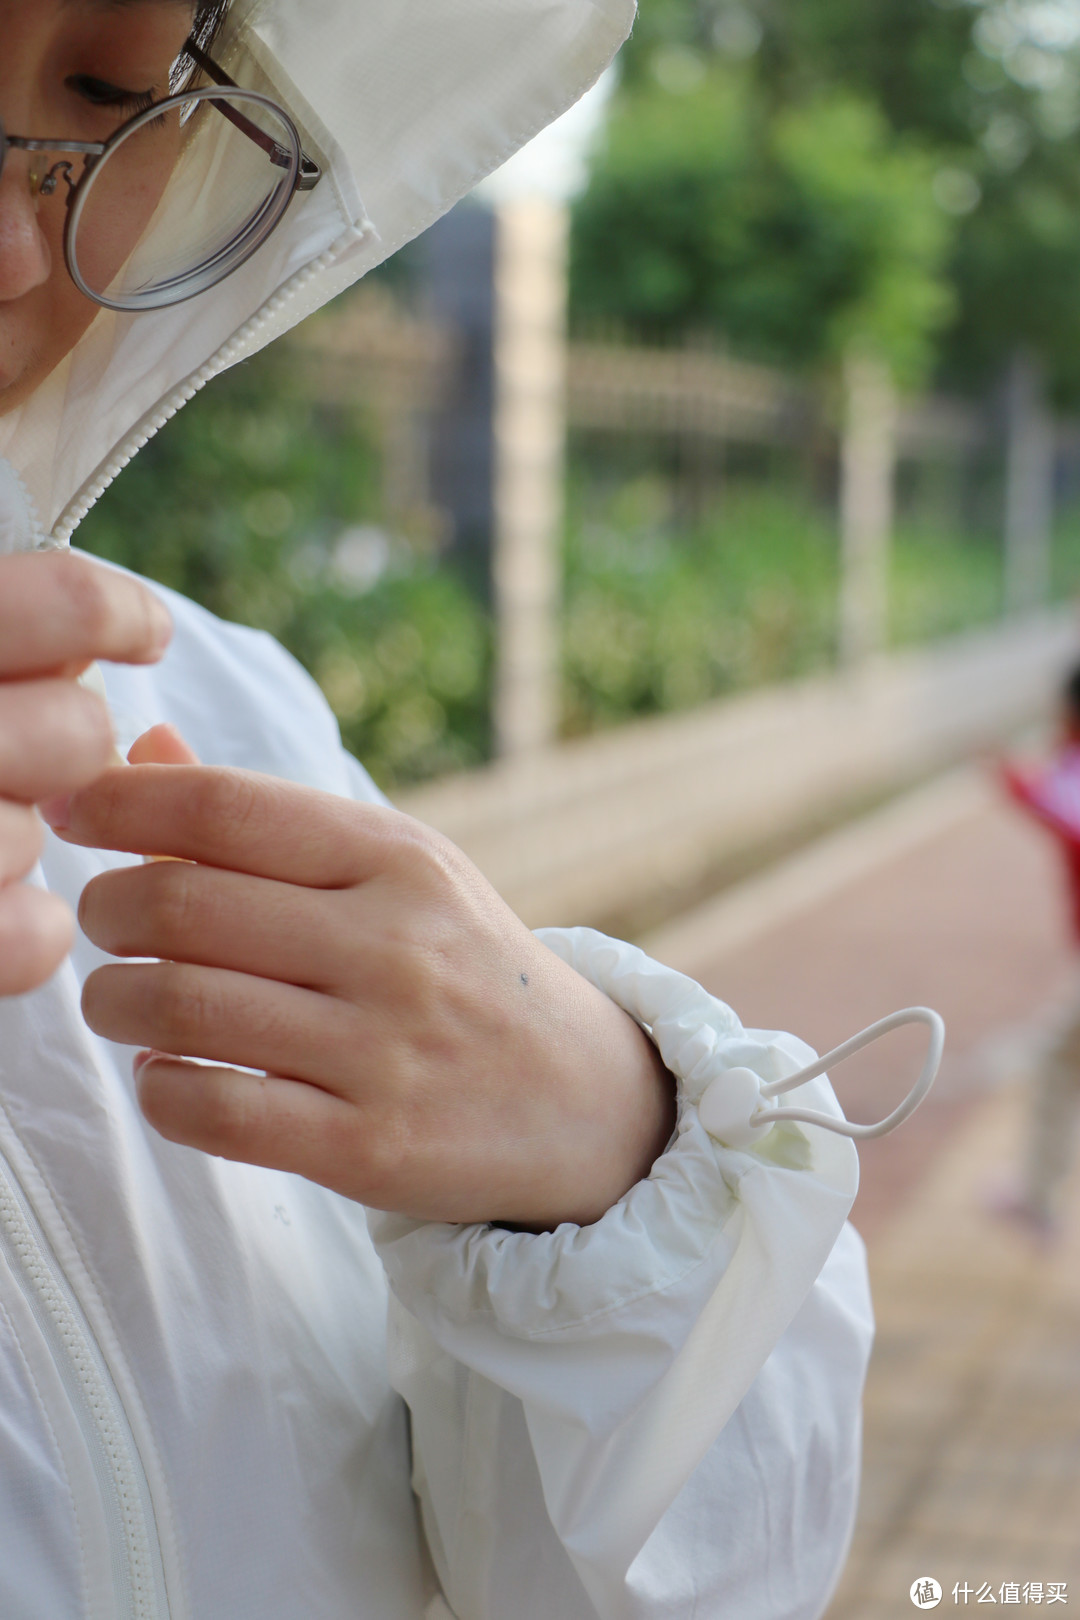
[
  {"xmin": 829, "ymin": 1083, "xmax": 1080, "ymax": 1615},
  {"xmin": 641, "ymin": 774, "xmax": 1080, "ymax": 1609}
]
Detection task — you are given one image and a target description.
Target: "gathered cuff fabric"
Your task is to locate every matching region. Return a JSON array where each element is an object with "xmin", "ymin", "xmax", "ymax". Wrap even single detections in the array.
[{"xmin": 368, "ymin": 929, "xmax": 861, "ymax": 1608}]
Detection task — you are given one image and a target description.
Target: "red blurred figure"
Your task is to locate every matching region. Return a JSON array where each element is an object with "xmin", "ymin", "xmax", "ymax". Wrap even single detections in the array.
[{"xmin": 995, "ymin": 662, "xmax": 1080, "ymax": 1237}]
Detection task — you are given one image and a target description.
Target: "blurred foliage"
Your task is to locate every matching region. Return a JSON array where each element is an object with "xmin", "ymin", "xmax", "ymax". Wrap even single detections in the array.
[
  {"xmin": 78, "ymin": 351, "xmax": 491, "ymax": 791},
  {"xmin": 572, "ymin": 71, "xmax": 955, "ymax": 385},
  {"xmin": 574, "ymin": 0, "xmax": 1080, "ymax": 401},
  {"xmin": 1050, "ymin": 496, "xmax": 1080, "ymax": 598},
  {"xmin": 81, "ymin": 0, "xmax": 1080, "ymax": 787},
  {"xmin": 888, "ymin": 525, "xmax": 1003, "ymax": 643},
  {"xmin": 562, "ymin": 483, "xmax": 838, "ymax": 731},
  {"xmin": 561, "ymin": 472, "xmax": 1004, "ymax": 734},
  {"xmin": 79, "ymin": 337, "xmax": 1008, "ymax": 786}
]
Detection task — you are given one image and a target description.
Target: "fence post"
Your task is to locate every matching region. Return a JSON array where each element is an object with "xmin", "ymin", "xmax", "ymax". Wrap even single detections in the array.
[
  {"xmin": 418, "ymin": 203, "xmax": 497, "ymax": 579},
  {"xmin": 492, "ymin": 195, "xmax": 569, "ymax": 758},
  {"xmin": 1004, "ymin": 350, "xmax": 1054, "ymax": 615},
  {"xmin": 839, "ymin": 347, "xmax": 897, "ymax": 666}
]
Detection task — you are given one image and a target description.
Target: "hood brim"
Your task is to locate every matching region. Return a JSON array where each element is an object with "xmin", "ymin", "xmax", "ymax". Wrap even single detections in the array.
[{"xmin": 0, "ymin": 0, "xmax": 634, "ymax": 547}]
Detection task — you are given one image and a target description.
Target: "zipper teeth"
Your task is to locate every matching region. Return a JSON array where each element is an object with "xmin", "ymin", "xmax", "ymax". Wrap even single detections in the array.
[
  {"xmin": 0, "ymin": 1158, "xmax": 164, "ymax": 1619},
  {"xmin": 53, "ymin": 234, "xmax": 359, "ymax": 545},
  {"xmin": 6, "ymin": 461, "xmax": 48, "ymax": 550}
]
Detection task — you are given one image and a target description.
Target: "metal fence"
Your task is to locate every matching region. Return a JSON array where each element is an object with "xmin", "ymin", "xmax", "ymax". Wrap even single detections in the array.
[{"xmin": 287, "ymin": 272, "xmax": 1070, "ymax": 757}]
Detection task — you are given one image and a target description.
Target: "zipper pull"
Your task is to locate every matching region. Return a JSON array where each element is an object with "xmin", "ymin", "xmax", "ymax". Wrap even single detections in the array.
[
  {"xmin": 78, "ymin": 662, "xmax": 127, "ymax": 767},
  {"xmin": 76, "ymin": 665, "xmax": 185, "ymax": 864}
]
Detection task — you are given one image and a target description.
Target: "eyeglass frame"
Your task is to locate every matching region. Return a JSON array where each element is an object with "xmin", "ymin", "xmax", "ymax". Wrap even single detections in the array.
[{"xmin": 0, "ymin": 41, "xmax": 323, "ymax": 312}]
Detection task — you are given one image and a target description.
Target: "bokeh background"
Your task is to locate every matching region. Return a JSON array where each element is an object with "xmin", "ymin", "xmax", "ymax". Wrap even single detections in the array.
[{"xmin": 82, "ymin": 1, "xmax": 1080, "ymax": 1608}]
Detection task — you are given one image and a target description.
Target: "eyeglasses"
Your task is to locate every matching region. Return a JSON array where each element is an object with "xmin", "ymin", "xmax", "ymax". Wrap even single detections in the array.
[{"xmin": 0, "ymin": 43, "xmax": 322, "ymax": 313}]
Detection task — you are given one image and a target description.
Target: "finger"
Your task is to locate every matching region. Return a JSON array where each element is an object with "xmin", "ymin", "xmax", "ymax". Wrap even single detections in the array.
[
  {"xmin": 127, "ymin": 724, "xmax": 200, "ymax": 767},
  {"xmin": 0, "ymin": 801, "xmax": 44, "ymax": 885},
  {"xmin": 60, "ymin": 766, "xmax": 410, "ymax": 888},
  {"xmin": 81, "ymin": 960, "xmax": 362, "ymax": 1089},
  {"xmin": 79, "ymin": 861, "xmax": 349, "ymax": 990},
  {"xmin": 134, "ymin": 1055, "xmax": 364, "ymax": 1187},
  {"xmin": 0, "ymin": 679, "xmax": 116, "ymax": 803},
  {"xmin": 0, "ymin": 885, "xmax": 74, "ymax": 997},
  {"xmin": 0, "ymin": 552, "xmax": 172, "ymax": 678}
]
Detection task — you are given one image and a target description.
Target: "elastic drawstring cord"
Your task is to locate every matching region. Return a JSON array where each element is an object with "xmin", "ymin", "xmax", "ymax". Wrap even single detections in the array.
[
  {"xmin": 760, "ymin": 1007, "xmax": 944, "ymax": 1140},
  {"xmin": 699, "ymin": 1007, "xmax": 945, "ymax": 1149}
]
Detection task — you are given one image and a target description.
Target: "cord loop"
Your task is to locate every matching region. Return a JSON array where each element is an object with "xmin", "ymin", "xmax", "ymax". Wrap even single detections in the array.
[{"xmin": 699, "ymin": 1006, "xmax": 945, "ymax": 1149}]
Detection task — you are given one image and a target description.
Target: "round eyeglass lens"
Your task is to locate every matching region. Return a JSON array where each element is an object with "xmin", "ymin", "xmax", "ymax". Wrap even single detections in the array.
[{"xmin": 66, "ymin": 87, "xmax": 301, "ymax": 311}]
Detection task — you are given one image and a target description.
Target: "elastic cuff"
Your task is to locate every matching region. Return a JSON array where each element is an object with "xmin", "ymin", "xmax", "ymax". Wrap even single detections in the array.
[{"xmin": 369, "ymin": 930, "xmax": 857, "ymax": 1351}]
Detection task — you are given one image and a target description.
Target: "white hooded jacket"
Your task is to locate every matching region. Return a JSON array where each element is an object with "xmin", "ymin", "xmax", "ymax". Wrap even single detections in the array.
[{"xmin": 0, "ymin": 3, "xmax": 874, "ymax": 1617}]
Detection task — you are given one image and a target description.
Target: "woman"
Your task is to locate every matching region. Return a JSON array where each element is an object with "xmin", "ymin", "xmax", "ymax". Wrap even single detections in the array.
[{"xmin": 0, "ymin": 2, "xmax": 873, "ymax": 1616}]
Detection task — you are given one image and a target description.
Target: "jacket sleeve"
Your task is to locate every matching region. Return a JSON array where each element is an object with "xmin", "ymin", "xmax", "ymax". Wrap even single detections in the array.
[{"xmin": 368, "ymin": 928, "xmax": 874, "ymax": 1620}]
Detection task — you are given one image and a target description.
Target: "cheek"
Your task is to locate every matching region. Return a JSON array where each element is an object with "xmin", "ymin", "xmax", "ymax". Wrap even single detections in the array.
[
  {"xmin": 69, "ymin": 132, "xmax": 183, "ymax": 301},
  {"xmin": 38, "ymin": 195, "xmax": 94, "ymax": 349},
  {"xmin": 45, "ymin": 267, "xmax": 103, "ymax": 357},
  {"xmin": 0, "ymin": 260, "xmax": 100, "ymax": 413}
]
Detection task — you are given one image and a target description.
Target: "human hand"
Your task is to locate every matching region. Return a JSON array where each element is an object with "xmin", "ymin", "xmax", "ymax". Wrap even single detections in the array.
[
  {"xmin": 50, "ymin": 750, "xmax": 675, "ymax": 1228},
  {"xmin": 0, "ymin": 552, "xmax": 172, "ymax": 996}
]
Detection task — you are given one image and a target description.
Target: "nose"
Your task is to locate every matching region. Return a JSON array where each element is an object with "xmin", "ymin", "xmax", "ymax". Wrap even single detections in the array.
[{"xmin": 0, "ymin": 152, "xmax": 53, "ymax": 301}]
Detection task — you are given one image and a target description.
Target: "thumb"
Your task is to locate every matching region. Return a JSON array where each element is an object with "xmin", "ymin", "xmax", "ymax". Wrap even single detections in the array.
[{"xmin": 127, "ymin": 723, "xmax": 200, "ymax": 767}]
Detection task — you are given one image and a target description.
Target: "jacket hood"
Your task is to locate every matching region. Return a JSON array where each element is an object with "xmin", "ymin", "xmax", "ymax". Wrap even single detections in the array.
[{"xmin": 0, "ymin": 0, "xmax": 634, "ymax": 551}]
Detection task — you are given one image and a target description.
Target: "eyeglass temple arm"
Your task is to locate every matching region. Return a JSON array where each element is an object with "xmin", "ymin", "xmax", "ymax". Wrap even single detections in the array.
[{"xmin": 185, "ymin": 41, "xmax": 322, "ymax": 192}]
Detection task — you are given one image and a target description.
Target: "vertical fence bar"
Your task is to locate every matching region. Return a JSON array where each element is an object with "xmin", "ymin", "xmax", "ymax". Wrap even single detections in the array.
[
  {"xmin": 1004, "ymin": 350, "xmax": 1054, "ymax": 616},
  {"xmin": 492, "ymin": 196, "xmax": 569, "ymax": 758},
  {"xmin": 419, "ymin": 204, "xmax": 497, "ymax": 578},
  {"xmin": 839, "ymin": 348, "xmax": 897, "ymax": 667}
]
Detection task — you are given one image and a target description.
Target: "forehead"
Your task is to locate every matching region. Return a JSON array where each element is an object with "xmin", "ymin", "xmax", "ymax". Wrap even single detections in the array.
[
  {"xmin": 58, "ymin": 0, "xmax": 197, "ymax": 45},
  {"xmin": 0, "ymin": 0, "xmax": 196, "ymax": 58},
  {"xmin": 64, "ymin": 1, "xmax": 193, "ymax": 9},
  {"xmin": 59, "ymin": 0, "xmax": 195, "ymax": 21}
]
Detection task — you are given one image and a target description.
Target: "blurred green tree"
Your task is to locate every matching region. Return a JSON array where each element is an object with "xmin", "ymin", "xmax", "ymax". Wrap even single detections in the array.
[
  {"xmin": 572, "ymin": 63, "xmax": 954, "ymax": 386},
  {"xmin": 574, "ymin": 0, "xmax": 1080, "ymax": 399},
  {"xmin": 78, "ymin": 350, "xmax": 491, "ymax": 790}
]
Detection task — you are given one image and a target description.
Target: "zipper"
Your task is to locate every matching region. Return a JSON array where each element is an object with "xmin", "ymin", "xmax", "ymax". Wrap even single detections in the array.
[
  {"xmin": 0, "ymin": 1145, "xmax": 171, "ymax": 1619},
  {"xmin": 50, "ymin": 225, "xmax": 371, "ymax": 547}
]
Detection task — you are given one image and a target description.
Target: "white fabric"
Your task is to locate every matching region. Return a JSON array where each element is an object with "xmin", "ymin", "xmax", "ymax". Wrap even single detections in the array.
[
  {"xmin": 0, "ymin": 3, "xmax": 873, "ymax": 1615},
  {"xmin": 373, "ymin": 930, "xmax": 868, "ymax": 1620},
  {"xmin": 1, "ymin": 0, "xmax": 636, "ymax": 542},
  {"xmin": 0, "ymin": 585, "xmax": 873, "ymax": 1619}
]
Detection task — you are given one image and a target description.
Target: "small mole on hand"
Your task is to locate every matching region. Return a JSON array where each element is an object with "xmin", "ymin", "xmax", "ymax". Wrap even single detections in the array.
[{"xmin": 520, "ymin": 972, "xmax": 529, "ymax": 986}]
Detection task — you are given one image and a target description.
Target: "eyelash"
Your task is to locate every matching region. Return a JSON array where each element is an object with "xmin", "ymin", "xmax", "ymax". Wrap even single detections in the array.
[{"xmin": 66, "ymin": 76, "xmax": 157, "ymax": 118}]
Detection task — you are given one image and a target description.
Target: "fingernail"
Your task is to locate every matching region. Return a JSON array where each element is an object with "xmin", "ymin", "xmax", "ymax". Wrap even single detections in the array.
[
  {"xmin": 132, "ymin": 1050, "xmax": 155, "ymax": 1075},
  {"xmin": 39, "ymin": 796, "xmax": 72, "ymax": 832}
]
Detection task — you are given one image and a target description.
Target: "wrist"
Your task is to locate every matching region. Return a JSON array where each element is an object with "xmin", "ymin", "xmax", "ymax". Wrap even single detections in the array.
[{"xmin": 513, "ymin": 993, "xmax": 677, "ymax": 1234}]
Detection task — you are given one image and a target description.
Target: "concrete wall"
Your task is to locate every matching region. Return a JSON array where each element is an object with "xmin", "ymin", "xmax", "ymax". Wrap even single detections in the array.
[{"xmin": 397, "ymin": 611, "xmax": 1077, "ymax": 930}]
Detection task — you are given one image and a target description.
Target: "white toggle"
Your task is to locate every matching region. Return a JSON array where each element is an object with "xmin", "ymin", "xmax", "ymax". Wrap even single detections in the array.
[
  {"xmin": 698, "ymin": 1067, "xmax": 776, "ymax": 1149},
  {"xmin": 698, "ymin": 1006, "xmax": 945, "ymax": 1149}
]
